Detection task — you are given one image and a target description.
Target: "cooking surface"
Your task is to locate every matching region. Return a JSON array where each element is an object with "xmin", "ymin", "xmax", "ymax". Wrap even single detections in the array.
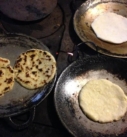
[{"xmin": 0, "ymin": 0, "xmax": 126, "ymax": 137}]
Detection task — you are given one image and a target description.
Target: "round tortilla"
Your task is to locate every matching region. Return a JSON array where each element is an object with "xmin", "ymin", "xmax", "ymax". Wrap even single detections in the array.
[
  {"xmin": 79, "ymin": 79, "xmax": 127, "ymax": 123},
  {"xmin": 0, "ymin": 57, "xmax": 14, "ymax": 96},
  {"xmin": 91, "ymin": 12, "xmax": 127, "ymax": 44},
  {"xmin": 14, "ymin": 49, "xmax": 56, "ymax": 89}
]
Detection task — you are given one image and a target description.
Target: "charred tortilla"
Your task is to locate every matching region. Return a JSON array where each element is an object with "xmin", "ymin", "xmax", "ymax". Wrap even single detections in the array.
[
  {"xmin": 14, "ymin": 49, "xmax": 56, "ymax": 89},
  {"xmin": 0, "ymin": 57, "xmax": 14, "ymax": 96}
]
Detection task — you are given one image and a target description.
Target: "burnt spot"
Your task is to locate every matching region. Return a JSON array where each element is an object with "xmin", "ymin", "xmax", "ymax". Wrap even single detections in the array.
[
  {"xmin": 113, "ymin": 9, "xmax": 119, "ymax": 12},
  {"xmin": 45, "ymin": 68, "xmax": 50, "ymax": 73},
  {"xmin": 43, "ymin": 51, "xmax": 47, "ymax": 55},
  {"xmin": 47, "ymin": 55, "xmax": 51, "ymax": 58},
  {"xmin": 39, "ymin": 50, "xmax": 43, "ymax": 53},
  {"xmin": 24, "ymin": 55, "xmax": 27, "ymax": 62},
  {"xmin": 32, "ymin": 61, "xmax": 35, "ymax": 65},
  {"xmin": 46, "ymin": 75, "xmax": 50, "ymax": 78},
  {"xmin": 4, "ymin": 87, "xmax": 10, "ymax": 91},
  {"xmin": 46, "ymin": 55, "xmax": 50, "ymax": 58},
  {"xmin": 34, "ymin": 84, "xmax": 37, "ymax": 88},
  {"xmin": 26, "ymin": 73, "xmax": 30, "ymax": 77},
  {"xmin": 36, "ymin": 65, "xmax": 39, "ymax": 69},
  {"xmin": 52, "ymin": 65, "xmax": 55, "ymax": 68},
  {"xmin": 17, "ymin": 77, "xmax": 30, "ymax": 84},
  {"xmin": 21, "ymin": 66, "xmax": 23, "ymax": 70},
  {"xmin": 30, "ymin": 54, "xmax": 35, "ymax": 60},
  {"xmin": 0, "ymin": 58, "xmax": 9, "ymax": 63},
  {"xmin": 0, "ymin": 93, "xmax": 3, "ymax": 96},
  {"xmin": 41, "ymin": 81, "xmax": 44, "ymax": 84},
  {"xmin": 39, "ymin": 68, "xmax": 43, "ymax": 72},
  {"xmin": 32, "ymin": 78, "xmax": 37, "ymax": 81},
  {"xmin": 37, "ymin": 59, "xmax": 42, "ymax": 64},
  {"xmin": 48, "ymin": 58, "xmax": 51, "ymax": 61},
  {"xmin": 8, "ymin": 67, "xmax": 14, "ymax": 73},
  {"xmin": 15, "ymin": 63, "xmax": 20, "ymax": 68},
  {"xmin": 14, "ymin": 65, "xmax": 18, "ymax": 68},
  {"xmin": 39, "ymin": 60, "xmax": 42, "ymax": 64},
  {"xmin": 0, "ymin": 70, "xmax": 3, "ymax": 77},
  {"xmin": 26, "ymin": 66, "xmax": 30, "ymax": 70},
  {"xmin": 45, "ymin": 70, "xmax": 49, "ymax": 73},
  {"xmin": 25, "ymin": 81, "xmax": 30, "ymax": 84},
  {"xmin": 18, "ymin": 70, "xmax": 21, "ymax": 73},
  {"xmin": 85, "ymin": 22, "xmax": 89, "ymax": 27},
  {"xmin": 44, "ymin": 80, "xmax": 47, "ymax": 84},
  {"xmin": 17, "ymin": 77, "xmax": 23, "ymax": 82},
  {"xmin": 45, "ymin": 55, "xmax": 52, "ymax": 61},
  {"xmin": 32, "ymin": 71, "xmax": 37, "ymax": 76},
  {"xmin": 17, "ymin": 58, "xmax": 22, "ymax": 63},
  {"xmin": 4, "ymin": 77, "xmax": 13, "ymax": 84}
]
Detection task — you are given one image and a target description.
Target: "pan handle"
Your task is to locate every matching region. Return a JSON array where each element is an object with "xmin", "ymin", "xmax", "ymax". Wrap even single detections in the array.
[
  {"xmin": 68, "ymin": 41, "xmax": 99, "ymax": 63},
  {"xmin": 5, "ymin": 107, "xmax": 36, "ymax": 130}
]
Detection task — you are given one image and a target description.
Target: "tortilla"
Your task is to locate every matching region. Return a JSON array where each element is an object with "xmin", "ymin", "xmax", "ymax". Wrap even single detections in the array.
[
  {"xmin": 14, "ymin": 49, "xmax": 56, "ymax": 89},
  {"xmin": 0, "ymin": 57, "xmax": 14, "ymax": 96},
  {"xmin": 91, "ymin": 12, "xmax": 127, "ymax": 44},
  {"xmin": 79, "ymin": 79, "xmax": 127, "ymax": 123}
]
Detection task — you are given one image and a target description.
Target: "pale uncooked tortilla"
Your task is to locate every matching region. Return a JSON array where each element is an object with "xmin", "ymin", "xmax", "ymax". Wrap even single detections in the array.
[
  {"xmin": 79, "ymin": 79, "xmax": 127, "ymax": 123},
  {"xmin": 91, "ymin": 12, "xmax": 127, "ymax": 44}
]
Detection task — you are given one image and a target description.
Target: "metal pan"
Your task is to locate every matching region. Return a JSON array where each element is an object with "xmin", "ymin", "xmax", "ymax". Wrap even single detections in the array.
[
  {"xmin": 54, "ymin": 55, "xmax": 127, "ymax": 137},
  {"xmin": 0, "ymin": 0, "xmax": 57, "ymax": 21},
  {"xmin": 0, "ymin": 33, "xmax": 56, "ymax": 117},
  {"xmin": 73, "ymin": 0, "xmax": 127, "ymax": 58}
]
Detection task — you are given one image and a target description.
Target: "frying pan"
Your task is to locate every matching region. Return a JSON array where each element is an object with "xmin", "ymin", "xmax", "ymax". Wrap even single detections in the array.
[
  {"xmin": 73, "ymin": 0, "xmax": 127, "ymax": 58},
  {"xmin": 54, "ymin": 55, "xmax": 127, "ymax": 137},
  {"xmin": 0, "ymin": 33, "xmax": 56, "ymax": 118}
]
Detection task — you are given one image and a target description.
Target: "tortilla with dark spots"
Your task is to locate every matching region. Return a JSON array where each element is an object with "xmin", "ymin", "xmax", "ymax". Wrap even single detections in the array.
[
  {"xmin": 14, "ymin": 49, "xmax": 56, "ymax": 89},
  {"xmin": 0, "ymin": 57, "xmax": 14, "ymax": 96}
]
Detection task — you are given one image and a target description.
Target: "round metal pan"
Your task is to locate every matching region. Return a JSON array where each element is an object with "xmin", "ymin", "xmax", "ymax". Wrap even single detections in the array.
[
  {"xmin": 54, "ymin": 56, "xmax": 127, "ymax": 137},
  {"xmin": 0, "ymin": 33, "xmax": 56, "ymax": 117},
  {"xmin": 74, "ymin": 0, "xmax": 127, "ymax": 58},
  {"xmin": 0, "ymin": 0, "xmax": 57, "ymax": 21}
]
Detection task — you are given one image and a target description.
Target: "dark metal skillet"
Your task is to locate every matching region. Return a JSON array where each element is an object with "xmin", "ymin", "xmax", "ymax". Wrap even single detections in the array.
[
  {"xmin": 54, "ymin": 55, "xmax": 127, "ymax": 137},
  {"xmin": 73, "ymin": 0, "xmax": 127, "ymax": 58},
  {"xmin": 0, "ymin": 0, "xmax": 57, "ymax": 21},
  {"xmin": 0, "ymin": 33, "xmax": 56, "ymax": 128}
]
